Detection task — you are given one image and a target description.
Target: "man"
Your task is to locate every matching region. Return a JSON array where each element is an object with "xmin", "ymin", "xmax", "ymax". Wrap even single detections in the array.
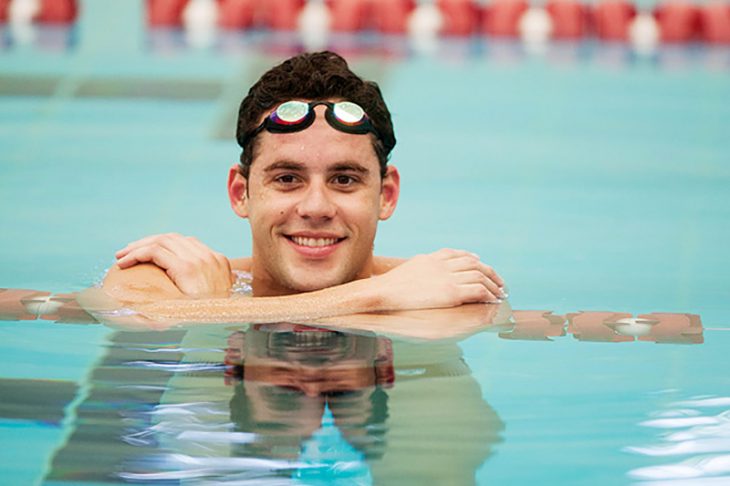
[{"xmin": 100, "ymin": 51, "xmax": 505, "ymax": 324}]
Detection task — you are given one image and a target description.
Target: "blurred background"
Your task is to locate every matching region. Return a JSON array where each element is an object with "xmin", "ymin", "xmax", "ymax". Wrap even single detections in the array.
[
  {"xmin": 0, "ymin": 4, "xmax": 729, "ymax": 483},
  {"xmin": 1, "ymin": 0, "xmax": 729, "ymax": 323}
]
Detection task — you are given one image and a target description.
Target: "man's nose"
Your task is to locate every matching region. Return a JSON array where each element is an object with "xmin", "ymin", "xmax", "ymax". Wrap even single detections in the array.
[{"xmin": 296, "ymin": 181, "xmax": 336, "ymax": 220}]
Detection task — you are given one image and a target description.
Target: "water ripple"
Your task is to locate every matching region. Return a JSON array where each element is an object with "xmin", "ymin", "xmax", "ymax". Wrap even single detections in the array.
[
  {"xmin": 649, "ymin": 409, "xmax": 702, "ymax": 418},
  {"xmin": 629, "ymin": 454, "xmax": 730, "ymax": 480},
  {"xmin": 673, "ymin": 398, "xmax": 730, "ymax": 408},
  {"xmin": 125, "ymin": 361, "xmax": 225, "ymax": 373},
  {"xmin": 117, "ymin": 453, "xmax": 333, "ymax": 481},
  {"xmin": 640, "ymin": 417, "xmax": 721, "ymax": 429},
  {"xmin": 126, "ymin": 346, "xmax": 221, "ymax": 354},
  {"xmin": 626, "ymin": 395, "xmax": 730, "ymax": 482},
  {"xmin": 176, "ymin": 430, "xmax": 258, "ymax": 444},
  {"xmin": 627, "ymin": 439, "xmax": 730, "ymax": 456}
]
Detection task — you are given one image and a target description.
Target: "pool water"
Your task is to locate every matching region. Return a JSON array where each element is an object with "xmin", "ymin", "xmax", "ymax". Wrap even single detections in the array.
[{"xmin": 2, "ymin": 2, "xmax": 730, "ymax": 484}]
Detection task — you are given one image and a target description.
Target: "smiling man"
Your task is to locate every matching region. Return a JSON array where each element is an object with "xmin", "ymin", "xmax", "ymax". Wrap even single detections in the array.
[
  {"xmin": 102, "ymin": 51, "xmax": 505, "ymax": 323},
  {"xmin": 230, "ymin": 97, "xmax": 399, "ymax": 294}
]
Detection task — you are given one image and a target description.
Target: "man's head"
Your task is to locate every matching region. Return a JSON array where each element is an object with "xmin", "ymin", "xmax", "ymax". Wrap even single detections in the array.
[
  {"xmin": 235, "ymin": 51, "xmax": 396, "ymax": 179},
  {"xmin": 227, "ymin": 52, "xmax": 400, "ymax": 294}
]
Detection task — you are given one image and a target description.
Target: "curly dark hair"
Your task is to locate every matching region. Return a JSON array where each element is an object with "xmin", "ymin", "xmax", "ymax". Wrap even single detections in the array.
[{"xmin": 235, "ymin": 51, "xmax": 396, "ymax": 178}]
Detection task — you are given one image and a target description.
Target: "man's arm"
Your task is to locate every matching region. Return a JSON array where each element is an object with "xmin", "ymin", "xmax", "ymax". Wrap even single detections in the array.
[
  {"xmin": 102, "ymin": 263, "xmax": 186, "ymax": 303},
  {"xmin": 94, "ymin": 233, "xmax": 506, "ymax": 327},
  {"xmin": 96, "ymin": 248, "xmax": 504, "ymax": 326},
  {"xmin": 113, "ymin": 234, "xmax": 233, "ymax": 298}
]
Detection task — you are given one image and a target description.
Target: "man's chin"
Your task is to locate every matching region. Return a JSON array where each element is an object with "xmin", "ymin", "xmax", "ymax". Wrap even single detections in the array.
[
  {"xmin": 282, "ymin": 270, "xmax": 355, "ymax": 293},
  {"xmin": 286, "ymin": 278, "xmax": 347, "ymax": 293}
]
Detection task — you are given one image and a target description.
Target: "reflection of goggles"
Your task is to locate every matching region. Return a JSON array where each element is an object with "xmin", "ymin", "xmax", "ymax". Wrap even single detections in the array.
[{"xmin": 242, "ymin": 100, "xmax": 379, "ymax": 146}]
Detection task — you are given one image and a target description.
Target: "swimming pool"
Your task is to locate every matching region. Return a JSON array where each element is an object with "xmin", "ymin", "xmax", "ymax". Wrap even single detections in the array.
[{"xmin": 2, "ymin": 2, "xmax": 730, "ymax": 484}]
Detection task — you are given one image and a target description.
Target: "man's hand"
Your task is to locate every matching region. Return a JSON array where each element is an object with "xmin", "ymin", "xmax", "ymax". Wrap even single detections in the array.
[
  {"xmin": 114, "ymin": 233, "xmax": 233, "ymax": 298},
  {"xmin": 373, "ymin": 248, "xmax": 506, "ymax": 311}
]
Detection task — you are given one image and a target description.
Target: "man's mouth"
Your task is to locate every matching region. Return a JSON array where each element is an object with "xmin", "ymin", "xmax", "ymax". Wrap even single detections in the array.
[{"xmin": 286, "ymin": 235, "xmax": 345, "ymax": 248}]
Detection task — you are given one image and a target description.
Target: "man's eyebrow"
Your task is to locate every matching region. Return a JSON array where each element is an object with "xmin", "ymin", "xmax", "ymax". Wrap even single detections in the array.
[
  {"xmin": 262, "ymin": 161, "xmax": 372, "ymax": 175},
  {"xmin": 328, "ymin": 162, "xmax": 370, "ymax": 174},
  {"xmin": 263, "ymin": 161, "xmax": 306, "ymax": 172}
]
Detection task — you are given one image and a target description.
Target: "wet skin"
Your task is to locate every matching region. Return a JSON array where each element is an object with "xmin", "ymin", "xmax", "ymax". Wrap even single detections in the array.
[{"xmin": 228, "ymin": 103, "xmax": 400, "ymax": 296}]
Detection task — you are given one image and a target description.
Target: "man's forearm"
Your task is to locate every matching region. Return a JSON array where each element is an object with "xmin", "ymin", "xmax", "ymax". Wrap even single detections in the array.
[
  {"xmin": 98, "ymin": 249, "xmax": 505, "ymax": 326},
  {"xmin": 97, "ymin": 262, "xmax": 384, "ymax": 325},
  {"xmin": 134, "ymin": 277, "xmax": 383, "ymax": 324}
]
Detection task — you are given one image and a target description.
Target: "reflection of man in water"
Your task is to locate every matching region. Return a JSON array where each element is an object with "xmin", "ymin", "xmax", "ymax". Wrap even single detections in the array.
[
  {"xmin": 156, "ymin": 324, "xmax": 503, "ymax": 485},
  {"xmin": 226, "ymin": 326, "xmax": 392, "ymax": 474}
]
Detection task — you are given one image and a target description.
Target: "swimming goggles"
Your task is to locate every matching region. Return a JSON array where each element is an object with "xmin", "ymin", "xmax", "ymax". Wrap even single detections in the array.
[{"xmin": 242, "ymin": 100, "xmax": 379, "ymax": 146}]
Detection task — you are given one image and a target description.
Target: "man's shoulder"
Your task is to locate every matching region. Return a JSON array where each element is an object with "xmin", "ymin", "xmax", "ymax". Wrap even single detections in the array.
[
  {"xmin": 230, "ymin": 257, "xmax": 252, "ymax": 272},
  {"xmin": 103, "ymin": 263, "xmax": 184, "ymax": 304}
]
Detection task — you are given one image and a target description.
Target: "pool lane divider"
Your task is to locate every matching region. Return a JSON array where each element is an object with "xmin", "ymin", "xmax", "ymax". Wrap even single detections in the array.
[{"xmin": 133, "ymin": 0, "xmax": 730, "ymax": 45}]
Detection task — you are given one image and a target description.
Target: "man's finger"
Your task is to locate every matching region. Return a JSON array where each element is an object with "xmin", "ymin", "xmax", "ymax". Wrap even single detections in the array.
[
  {"xmin": 116, "ymin": 234, "xmax": 170, "ymax": 259},
  {"xmin": 158, "ymin": 234, "xmax": 202, "ymax": 261},
  {"xmin": 115, "ymin": 233, "xmax": 186, "ymax": 259},
  {"xmin": 116, "ymin": 246, "xmax": 178, "ymax": 270},
  {"xmin": 481, "ymin": 273, "xmax": 505, "ymax": 299},
  {"xmin": 434, "ymin": 248, "xmax": 474, "ymax": 260},
  {"xmin": 460, "ymin": 283, "xmax": 499, "ymax": 304},
  {"xmin": 446, "ymin": 255, "xmax": 481, "ymax": 272},
  {"xmin": 477, "ymin": 261, "xmax": 505, "ymax": 289},
  {"xmin": 455, "ymin": 270, "xmax": 504, "ymax": 300},
  {"xmin": 185, "ymin": 237, "xmax": 223, "ymax": 266}
]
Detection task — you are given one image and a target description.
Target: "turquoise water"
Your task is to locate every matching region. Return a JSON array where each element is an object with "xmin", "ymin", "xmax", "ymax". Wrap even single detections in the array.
[{"xmin": 2, "ymin": 1, "xmax": 730, "ymax": 484}]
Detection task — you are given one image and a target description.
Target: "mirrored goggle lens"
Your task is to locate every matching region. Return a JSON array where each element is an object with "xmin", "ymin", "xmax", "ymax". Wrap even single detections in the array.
[
  {"xmin": 333, "ymin": 101, "xmax": 366, "ymax": 126},
  {"xmin": 272, "ymin": 101, "xmax": 309, "ymax": 125}
]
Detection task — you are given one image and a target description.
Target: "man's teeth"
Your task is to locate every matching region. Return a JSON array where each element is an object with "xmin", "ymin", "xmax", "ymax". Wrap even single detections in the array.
[{"xmin": 291, "ymin": 236, "xmax": 339, "ymax": 247}]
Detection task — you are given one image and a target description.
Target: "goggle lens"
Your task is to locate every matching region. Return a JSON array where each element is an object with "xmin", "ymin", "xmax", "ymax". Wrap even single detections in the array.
[
  {"xmin": 272, "ymin": 101, "xmax": 310, "ymax": 125},
  {"xmin": 333, "ymin": 101, "xmax": 365, "ymax": 125}
]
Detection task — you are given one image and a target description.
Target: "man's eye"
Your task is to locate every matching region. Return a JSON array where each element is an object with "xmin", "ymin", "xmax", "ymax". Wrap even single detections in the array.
[
  {"xmin": 333, "ymin": 175, "xmax": 357, "ymax": 186},
  {"xmin": 275, "ymin": 174, "xmax": 298, "ymax": 184}
]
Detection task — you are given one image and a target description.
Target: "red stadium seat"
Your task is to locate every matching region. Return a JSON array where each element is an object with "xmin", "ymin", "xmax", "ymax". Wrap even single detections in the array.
[
  {"xmin": 437, "ymin": 0, "xmax": 480, "ymax": 36},
  {"xmin": 328, "ymin": 0, "xmax": 415, "ymax": 34},
  {"xmin": 264, "ymin": 0, "xmax": 305, "ymax": 31},
  {"xmin": 37, "ymin": 0, "xmax": 78, "ymax": 23},
  {"xmin": 328, "ymin": 0, "xmax": 413, "ymax": 33},
  {"xmin": 546, "ymin": 0, "xmax": 589, "ymax": 39},
  {"xmin": 373, "ymin": 0, "xmax": 414, "ymax": 34},
  {"xmin": 328, "ymin": 0, "xmax": 369, "ymax": 31},
  {"xmin": 0, "ymin": 0, "xmax": 10, "ymax": 23},
  {"xmin": 483, "ymin": 0, "xmax": 529, "ymax": 37},
  {"xmin": 699, "ymin": 1, "xmax": 730, "ymax": 44},
  {"xmin": 593, "ymin": 0, "xmax": 636, "ymax": 41},
  {"xmin": 218, "ymin": 0, "xmax": 256, "ymax": 29},
  {"xmin": 148, "ymin": 0, "xmax": 188, "ymax": 27},
  {"xmin": 654, "ymin": 0, "xmax": 700, "ymax": 42}
]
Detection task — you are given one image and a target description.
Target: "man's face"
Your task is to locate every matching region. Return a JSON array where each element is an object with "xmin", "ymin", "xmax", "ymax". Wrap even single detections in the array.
[{"xmin": 229, "ymin": 103, "xmax": 399, "ymax": 294}]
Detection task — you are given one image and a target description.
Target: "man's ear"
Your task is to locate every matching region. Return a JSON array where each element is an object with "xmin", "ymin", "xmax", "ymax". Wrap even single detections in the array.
[
  {"xmin": 228, "ymin": 165, "xmax": 249, "ymax": 218},
  {"xmin": 379, "ymin": 165, "xmax": 400, "ymax": 221}
]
